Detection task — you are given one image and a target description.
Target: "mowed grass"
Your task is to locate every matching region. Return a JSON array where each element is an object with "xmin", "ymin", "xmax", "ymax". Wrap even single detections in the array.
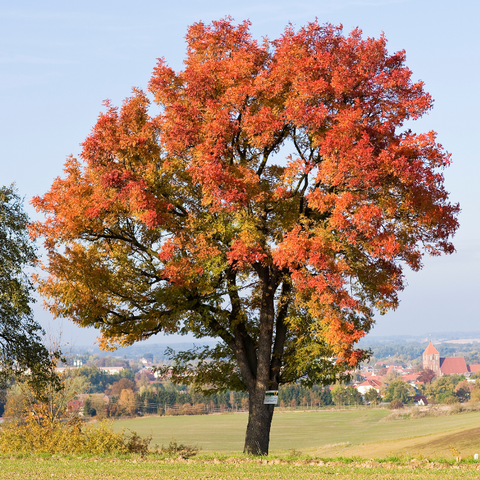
[
  {"xmin": 2, "ymin": 457, "xmax": 480, "ymax": 479},
  {"xmin": 113, "ymin": 409, "xmax": 480, "ymax": 458}
]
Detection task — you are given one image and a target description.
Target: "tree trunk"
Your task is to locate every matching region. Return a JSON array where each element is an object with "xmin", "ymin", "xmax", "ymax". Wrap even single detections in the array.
[{"xmin": 243, "ymin": 388, "xmax": 275, "ymax": 455}]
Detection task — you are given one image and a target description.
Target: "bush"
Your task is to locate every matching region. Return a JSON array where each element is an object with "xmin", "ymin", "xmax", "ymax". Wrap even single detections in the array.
[
  {"xmin": 159, "ymin": 439, "xmax": 199, "ymax": 458},
  {"xmin": 443, "ymin": 395, "xmax": 459, "ymax": 405},
  {"xmin": 0, "ymin": 412, "xmax": 151, "ymax": 455},
  {"xmin": 389, "ymin": 399, "xmax": 403, "ymax": 409}
]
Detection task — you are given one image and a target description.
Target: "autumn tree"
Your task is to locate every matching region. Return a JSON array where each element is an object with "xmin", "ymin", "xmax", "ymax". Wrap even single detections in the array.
[
  {"xmin": 417, "ymin": 368, "xmax": 436, "ymax": 384},
  {"xmin": 31, "ymin": 19, "xmax": 458, "ymax": 454},
  {"xmin": 109, "ymin": 378, "xmax": 136, "ymax": 396}
]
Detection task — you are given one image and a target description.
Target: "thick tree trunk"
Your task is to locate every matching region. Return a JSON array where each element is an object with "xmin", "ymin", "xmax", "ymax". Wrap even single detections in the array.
[
  {"xmin": 239, "ymin": 265, "xmax": 284, "ymax": 455},
  {"xmin": 243, "ymin": 388, "xmax": 275, "ymax": 455}
]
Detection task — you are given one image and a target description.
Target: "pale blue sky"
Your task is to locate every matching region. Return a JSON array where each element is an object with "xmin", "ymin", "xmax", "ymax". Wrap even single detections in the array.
[{"xmin": 1, "ymin": 0, "xmax": 479, "ymax": 345}]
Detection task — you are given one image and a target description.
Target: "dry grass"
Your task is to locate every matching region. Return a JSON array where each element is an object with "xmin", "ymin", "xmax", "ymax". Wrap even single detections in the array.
[{"xmin": 381, "ymin": 402, "xmax": 480, "ymax": 422}]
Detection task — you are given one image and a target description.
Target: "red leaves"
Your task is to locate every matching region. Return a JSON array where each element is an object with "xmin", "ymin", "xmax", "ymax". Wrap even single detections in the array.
[
  {"xmin": 227, "ymin": 239, "xmax": 267, "ymax": 269},
  {"xmin": 31, "ymin": 18, "xmax": 458, "ymax": 371}
]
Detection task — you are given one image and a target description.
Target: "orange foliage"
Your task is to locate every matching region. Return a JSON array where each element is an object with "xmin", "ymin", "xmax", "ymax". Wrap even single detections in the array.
[{"xmin": 31, "ymin": 19, "xmax": 457, "ymax": 413}]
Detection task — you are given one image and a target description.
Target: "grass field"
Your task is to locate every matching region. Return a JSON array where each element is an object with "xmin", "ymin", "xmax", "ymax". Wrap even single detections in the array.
[
  {"xmin": 113, "ymin": 409, "xmax": 480, "ymax": 458},
  {"xmin": 2, "ymin": 456, "xmax": 480, "ymax": 479},
  {"xmin": 4, "ymin": 409, "xmax": 480, "ymax": 478}
]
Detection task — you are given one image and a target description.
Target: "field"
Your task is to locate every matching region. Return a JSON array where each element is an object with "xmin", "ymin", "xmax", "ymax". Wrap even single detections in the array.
[
  {"xmin": 4, "ymin": 409, "xmax": 480, "ymax": 478},
  {"xmin": 2, "ymin": 456, "xmax": 480, "ymax": 479},
  {"xmin": 113, "ymin": 409, "xmax": 480, "ymax": 459}
]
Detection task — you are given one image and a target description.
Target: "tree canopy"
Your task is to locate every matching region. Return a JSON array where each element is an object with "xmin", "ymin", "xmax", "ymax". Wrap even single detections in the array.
[
  {"xmin": 31, "ymin": 19, "xmax": 459, "ymax": 453},
  {"xmin": 0, "ymin": 185, "xmax": 53, "ymax": 388}
]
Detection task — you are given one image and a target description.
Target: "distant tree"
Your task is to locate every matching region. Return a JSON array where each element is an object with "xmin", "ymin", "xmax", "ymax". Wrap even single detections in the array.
[
  {"xmin": 118, "ymin": 389, "xmax": 136, "ymax": 416},
  {"xmin": 135, "ymin": 373, "xmax": 151, "ymax": 390},
  {"xmin": 383, "ymin": 380, "xmax": 413, "ymax": 403},
  {"xmin": 331, "ymin": 385, "xmax": 362, "ymax": 406},
  {"xmin": 425, "ymin": 376, "xmax": 455, "ymax": 403},
  {"xmin": 364, "ymin": 388, "xmax": 381, "ymax": 405},
  {"xmin": 470, "ymin": 384, "xmax": 480, "ymax": 403},
  {"xmin": 318, "ymin": 387, "xmax": 333, "ymax": 406},
  {"xmin": 87, "ymin": 394, "xmax": 108, "ymax": 419},
  {"xmin": 417, "ymin": 369, "xmax": 436, "ymax": 384},
  {"xmin": 83, "ymin": 398, "xmax": 94, "ymax": 416},
  {"xmin": 345, "ymin": 386, "xmax": 363, "ymax": 405},
  {"xmin": 331, "ymin": 385, "xmax": 347, "ymax": 406},
  {"xmin": 109, "ymin": 378, "xmax": 135, "ymax": 396},
  {"xmin": 454, "ymin": 380, "xmax": 470, "ymax": 402}
]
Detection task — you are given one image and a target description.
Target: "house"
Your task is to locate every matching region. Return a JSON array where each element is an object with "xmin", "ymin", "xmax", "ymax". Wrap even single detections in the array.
[
  {"xmin": 98, "ymin": 366, "xmax": 125, "ymax": 375},
  {"xmin": 411, "ymin": 395, "xmax": 428, "ymax": 406},
  {"xmin": 422, "ymin": 342, "xmax": 480, "ymax": 376},
  {"xmin": 355, "ymin": 378, "xmax": 382, "ymax": 395},
  {"xmin": 400, "ymin": 373, "xmax": 419, "ymax": 383}
]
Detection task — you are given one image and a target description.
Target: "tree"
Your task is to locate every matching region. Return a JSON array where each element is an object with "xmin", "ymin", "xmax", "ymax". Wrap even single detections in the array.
[
  {"xmin": 417, "ymin": 368, "xmax": 436, "ymax": 384},
  {"xmin": 31, "ymin": 19, "xmax": 459, "ymax": 454},
  {"xmin": 331, "ymin": 385, "xmax": 362, "ymax": 406},
  {"xmin": 118, "ymin": 388, "xmax": 136, "ymax": 416},
  {"xmin": 331, "ymin": 385, "xmax": 347, "ymax": 406},
  {"xmin": 364, "ymin": 388, "xmax": 381, "ymax": 405},
  {"xmin": 0, "ymin": 185, "xmax": 54, "ymax": 389},
  {"xmin": 454, "ymin": 380, "xmax": 470, "ymax": 403},
  {"xmin": 425, "ymin": 376, "xmax": 456, "ymax": 403},
  {"xmin": 470, "ymin": 382, "xmax": 480, "ymax": 403},
  {"xmin": 383, "ymin": 380, "xmax": 413, "ymax": 404},
  {"xmin": 109, "ymin": 378, "xmax": 135, "ymax": 396}
]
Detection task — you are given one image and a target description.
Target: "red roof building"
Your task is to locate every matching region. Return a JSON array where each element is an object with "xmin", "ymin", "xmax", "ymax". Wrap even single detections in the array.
[
  {"xmin": 355, "ymin": 378, "xmax": 383, "ymax": 395},
  {"xmin": 439, "ymin": 357, "xmax": 468, "ymax": 375},
  {"xmin": 401, "ymin": 373, "xmax": 419, "ymax": 383},
  {"xmin": 423, "ymin": 343, "xmax": 477, "ymax": 377},
  {"xmin": 423, "ymin": 342, "xmax": 439, "ymax": 355}
]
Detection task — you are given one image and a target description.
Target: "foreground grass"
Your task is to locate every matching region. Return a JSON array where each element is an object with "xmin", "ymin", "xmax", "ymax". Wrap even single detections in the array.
[
  {"xmin": 2, "ymin": 455, "xmax": 480, "ymax": 479},
  {"xmin": 113, "ymin": 409, "xmax": 480, "ymax": 458}
]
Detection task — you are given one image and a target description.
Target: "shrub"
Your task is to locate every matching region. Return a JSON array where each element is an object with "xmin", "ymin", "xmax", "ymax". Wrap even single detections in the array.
[
  {"xmin": 159, "ymin": 439, "xmax": 199, "ymax": 458},
  {"xmin": 0, "ymin": 409, "xmax": 151, "ymax": 455},
  {"xmin": 389, "ymin": 399, "xmax": 403, "ymax": 409},
  {"xmin": 443, "ymin": 395, "xmax": 459, "ymax": 405},
  {"xmin": 470, "ymin": 388, "xmax": 480, "ymax": 403}
]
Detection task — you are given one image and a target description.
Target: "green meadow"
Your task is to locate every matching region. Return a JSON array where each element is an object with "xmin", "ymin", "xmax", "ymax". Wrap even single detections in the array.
[
  {"xmin": 2, "ymin": 456, "xmax": 480, "ymax": 479},
  {"xmin": 113, "ymin": 409, "xmax": 480, "ymax": 458},
  {"xmin": 4, "ymin": 409, "xmax": 480, "ymax": 479}
]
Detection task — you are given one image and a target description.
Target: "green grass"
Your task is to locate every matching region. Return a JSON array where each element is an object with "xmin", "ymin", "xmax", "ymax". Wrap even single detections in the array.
[
  {"xmin": 2, "ymin": 456, "xmax": 480, "ymax": 479},
  {"xmin": 112, "ymin": 409, "xmax": 480, "ymax": 457}
]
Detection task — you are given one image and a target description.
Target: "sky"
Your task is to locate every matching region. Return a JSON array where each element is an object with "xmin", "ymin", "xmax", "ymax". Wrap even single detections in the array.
[{"xmin": 1, "ymin": 0, "xmax": 479, "ymax": 347}]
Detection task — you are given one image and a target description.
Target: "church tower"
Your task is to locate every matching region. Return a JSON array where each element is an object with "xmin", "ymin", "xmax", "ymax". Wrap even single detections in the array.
[{"xmin": 423, "ymin": 342, "xmax": 441, "ymax": 377}]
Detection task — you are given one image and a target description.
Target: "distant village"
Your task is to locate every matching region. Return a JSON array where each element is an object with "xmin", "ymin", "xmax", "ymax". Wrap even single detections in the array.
[
  {"xmin": 4, "ymin": 340, "xmax": 480, "ymax": 420},
  {"xmin": 354, "ymin": 342, "xmax": 480, "ymax": 406}
]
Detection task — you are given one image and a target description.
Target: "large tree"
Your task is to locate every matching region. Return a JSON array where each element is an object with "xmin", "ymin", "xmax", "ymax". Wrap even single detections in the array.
[
  {"xmin": 31, "ymin": 20, "xmax": 458, "ymax": 454},
  {"xmin": 0, "ymin": 185, "xmax": 53, "ymax": 389}
]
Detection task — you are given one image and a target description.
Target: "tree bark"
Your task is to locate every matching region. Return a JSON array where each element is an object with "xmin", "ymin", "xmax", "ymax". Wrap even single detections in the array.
[{"xmin": 243, "ymin": 388, "xmax": 275, "ymax": 455}]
